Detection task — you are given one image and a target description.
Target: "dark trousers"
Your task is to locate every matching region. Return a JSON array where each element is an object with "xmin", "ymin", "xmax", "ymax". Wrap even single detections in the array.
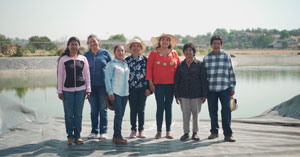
[
  {"xmin": 154, "ymin": 84, "xmax": 174, "ymax": 132},
  {"xmin": 207, "ymin": 88, "xmax": 233, "ymax": 136},
  {"xmin": 128, "ymin": 90, "xmax": 147, "ymax": 131}
]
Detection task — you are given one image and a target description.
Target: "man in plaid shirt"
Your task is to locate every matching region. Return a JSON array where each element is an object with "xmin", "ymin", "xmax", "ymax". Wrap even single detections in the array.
[{"xmin": 203, "ymin": 35, "xmax": 236, "ymax": 142}]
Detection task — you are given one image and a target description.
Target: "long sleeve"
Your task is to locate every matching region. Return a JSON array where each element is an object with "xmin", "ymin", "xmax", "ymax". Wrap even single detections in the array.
[
  {"xmin": 105, "ymin": 62, "xmax": 114, "ymax": 95},
  {"xmin": 146, "ymin": 51, "xmax": 155, "ymax": 81},
  {"xmin": 228, "ymin": 56, "xmax": 236, "ymax": 91},
  {"xmin": 57, "ymin": 57, "xmax": 65, "ymax": 94},
  {"xmin": 174, "ymin": 64, "xmax": 181, "ymax": 98},
  {"xmin": 200, "ymin": 62, "xmax": 209, "ymax": 97},
  {"xmin": 83, "ymin": 57, "xmax": 91, "ymax": 92}
]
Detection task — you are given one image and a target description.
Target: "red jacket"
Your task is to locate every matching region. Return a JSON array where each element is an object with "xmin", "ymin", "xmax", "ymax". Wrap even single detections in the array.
[{"xmin": 146, "ymin": 48, "xmax": 180, "ymax": 84}]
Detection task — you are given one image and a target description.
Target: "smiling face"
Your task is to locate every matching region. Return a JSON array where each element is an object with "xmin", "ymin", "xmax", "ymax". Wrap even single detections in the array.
[
  {"xmin": 130, "ymin": 43, "xmax": 142, "ymax": 55},
  {"xmin": 159, "ymin": 36, "xmax": 171, "ymax": 48},
  {"xmin": 184, "ymin": 47, "xmax": 194, "ymax": 59},
  {"xmin": 114, "ymin": 45, "xmax": 125, "ymax": 61},
  {"xmin": 88, "ymin": 36, "xmax": 100, "ymax": 51},
  {"xmin": 68, "ymin": 40, "xmax": 80, "ymax": 54},
  {"xmin": 211, "ymin": 39, "xmax": 222, "ymax": 54}
]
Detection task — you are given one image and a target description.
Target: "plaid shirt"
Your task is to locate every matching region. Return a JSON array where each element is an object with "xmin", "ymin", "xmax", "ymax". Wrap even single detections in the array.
[{"xmin": 203, "ymin": 50, "xmax": 236, "ymax": 92}]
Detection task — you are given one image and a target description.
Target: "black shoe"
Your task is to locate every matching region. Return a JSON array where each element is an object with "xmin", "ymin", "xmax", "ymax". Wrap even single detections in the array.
[
  {"xmin": 180, "ymin": 133, "xmax": 189, "ymax": 141},
  {"xmin": 192, "ymin": 133, "xmax": 200, "ymax": 141}
]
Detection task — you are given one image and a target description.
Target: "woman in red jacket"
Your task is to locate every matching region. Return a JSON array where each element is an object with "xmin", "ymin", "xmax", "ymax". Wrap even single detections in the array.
[{"xmin": 146, "ymin": 34, "xmax": 180, "ymax": 139}]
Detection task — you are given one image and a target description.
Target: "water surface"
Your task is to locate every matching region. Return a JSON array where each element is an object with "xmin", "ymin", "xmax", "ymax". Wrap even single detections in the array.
[{"xmin": 1, "ymin": 66, "xmax": 299, "ymax": 120}]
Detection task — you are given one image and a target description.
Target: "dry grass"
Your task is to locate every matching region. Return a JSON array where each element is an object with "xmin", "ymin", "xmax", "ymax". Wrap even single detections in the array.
[
  {"xmin": 227, "ymin": 49, "xmax": 300, "ymax": 55},
  {"xmin": 23, "ymin": 49, "xmax": 56, "ymax": 56}
]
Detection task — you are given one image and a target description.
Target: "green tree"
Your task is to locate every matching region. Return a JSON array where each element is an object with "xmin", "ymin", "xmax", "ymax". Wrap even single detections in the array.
[
  {"xmin": 289, "ymin": 28, "xmax": 300, "ymax": 36},
  {"xmin": 280, "ymin": 30, "xmax": 290, "ymax": 39},
  {"xmin": 108, "ymin": 34, "xmax": 126, "ymax": 41},
  {"xmin": 182, "ymin": 35, "xmax": 194, "ymax": 43},
  {"xmin": 224, "ymin": 43, "xmax": 232, "ymax": 49},
  {"xmin": 0, "ymin": 34, "xmax": 12, "ymax": 44},
  {"xmin": 174, "ymin": 34, "xmax": 183, "ymax": 43},
  {"xmin": 28, "ymin": 36, "xmax": 57, "ymax": 51},
  {"xmin": 213, "ymin": 28, "xmax": 228, "ymax": 41},
  {"xmin": 252, "ymin": 35, "xmax": 274, "ymax": 48}
]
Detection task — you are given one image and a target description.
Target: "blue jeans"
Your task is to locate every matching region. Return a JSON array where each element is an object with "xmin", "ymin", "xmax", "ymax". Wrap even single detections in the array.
[
  {"xmin": 154, "ymin": 84, "xmax": 174, "ymax": 132},
  {"xmin": 62, "ymin": 89, "xmax": 86, "ymax": 139},
  {"xmin": 207, "ymin": 88, "xmax": 233, "ymax": 136},
  {"xmin": 88, "ymin": 86, "xmax": 107, "ymax": 134},
  {"xmin": 128, "ymin": 90, "xmax": 147, "ymax": 131},
  {"xmin": 113, "ymin": 94, "xmax": 128, "ymax": 139}
]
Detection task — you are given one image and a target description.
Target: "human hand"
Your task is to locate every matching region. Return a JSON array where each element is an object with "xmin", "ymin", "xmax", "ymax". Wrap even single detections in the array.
[
  {"xmin": 145, "ymin": 89, "xmax": 151, "ymax": 96},
  {"xmin": 201, "ymin": 97, "xmax": 206, "ymax": 103},
  {"xmin": 58, "ymin": 93, "xmax": 64, "ymax": 100},
  {"xmin": 85, "ymin": 92, "xmax": 90, "ymax": 99},
  {"xmin": 109, "ymin": 94, "xmax": 115, "ymax": 102}
]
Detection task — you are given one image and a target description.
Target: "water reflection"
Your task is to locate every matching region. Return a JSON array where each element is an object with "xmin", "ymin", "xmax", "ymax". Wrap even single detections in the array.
[
  {"xmin": 0, "ymin": 72, "xmax": 56, "ymax": 98},
  {"xmin": 0, "ymin": 72, "xmax": 56, "ymax": 89},
  {"xmin": 0, "ymin": 66, "xmax": 300, "ymax": 119},
  {"xmin": 15, "ymin": 87, "xmax": 28, "ymax": 99},
  {"xmin": 235, "ymin": 66, "xmax": 300, "ymax": 82}
]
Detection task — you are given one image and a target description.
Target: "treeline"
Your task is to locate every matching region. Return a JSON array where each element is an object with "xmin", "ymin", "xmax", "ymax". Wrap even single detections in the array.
[
  {"xmin": 1, "ymin": 27, "xmax": 300, "ymax": 56},
  {"xmin": 0, "ymin": 34, "xmax": 129, "ymax": 56},
  {"xmin": 175, "ymin": 28, "xmax": 300, "ymax": 49}
]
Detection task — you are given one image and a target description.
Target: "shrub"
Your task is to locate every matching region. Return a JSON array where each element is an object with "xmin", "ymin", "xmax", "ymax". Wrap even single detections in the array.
[
  {"xmin": 175, "ymin": 48, "xmax": 183, "ymax": 56},
  {"xmin": 56, "ymin": 48, "xmax": 64, "ymax": 56},
  {"xmin": 12, "ymin": 45, "xmax": 25, "ymax": 57}
]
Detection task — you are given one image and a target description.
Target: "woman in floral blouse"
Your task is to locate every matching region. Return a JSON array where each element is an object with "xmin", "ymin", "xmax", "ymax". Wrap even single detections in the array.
[{"xmin": 125, "ymin": 39, "xmax": 151, "ymax": 138}]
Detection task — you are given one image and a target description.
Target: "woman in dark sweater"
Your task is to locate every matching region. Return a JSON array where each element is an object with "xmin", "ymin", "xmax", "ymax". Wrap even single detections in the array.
[{"xmin": 174, "ymin": 43, "xmax": 208, "ymax": 141}]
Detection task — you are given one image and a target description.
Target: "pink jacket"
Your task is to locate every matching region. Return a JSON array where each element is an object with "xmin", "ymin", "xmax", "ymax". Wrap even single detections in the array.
[{"xmin": 57, "ymin": 55, "xmax": 91, "ymax": 94}]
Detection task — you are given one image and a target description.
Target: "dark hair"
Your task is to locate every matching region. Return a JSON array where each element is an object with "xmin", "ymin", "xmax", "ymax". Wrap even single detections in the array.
[
  {"xmin": 183, "ymin": 43, "xmax": 196, "ymax": 56},
  {"xmin": 59, "ymin": 37, "xmax": 81, "ymax": 61},
  {"xmin": 156, "ymin": 37, "xmax": 172, "ymax": 49},
  {"xmin": 113, "ymin": 44, "xmax": 125, "ymax": 53},
  {"xmin": 210, "ymin": 35, "xmax": 223, "ymax": 46},
  {"xmin": 87, "ymin": 34, "xmax": 101, "ymax": 50}
]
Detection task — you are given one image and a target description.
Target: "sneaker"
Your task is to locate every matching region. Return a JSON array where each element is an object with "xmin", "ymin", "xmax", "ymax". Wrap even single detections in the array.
[
  {"xmin": 67, "ymin": 138, "xmax": 74, "ymax": 145},
  {"xmin": 192, "ymin": 133, "xmax": 200, "ymax": 141},
  {"xmin": 100, "ymin": 134, "xmax": 107, "ymax": 140},
  {"xmin": 224, "ymin": 136, "xmax": 236, "ymax": 142},
  {"xmin": 113, "ymin": 138, "xmax": 127, "ymax": 144},
  {"xmin": 180, "ymin": 133, "xmax": 189, "ymax": 141},
  {"xmin": 166, "ymin": 131, "xmax": 173, "ymax": 139},
  {"xmin": 75, "ymin": 138, "xmax": 84, "ymax": 144},
  {"xmin": 130, "ymin": 130, "xmax": 136, "ymax": 138},
  {"xmin": 138, "ymin": 130, "xmax": 146, "ymax": 138},
  {"xmin": 155, "ymin": 132, "xmax": 161, "ymax": 139},
  {"xmin": 208, "ymin": 134, "xmax": 219, "ymax": 139},
  {"xmin": 88, "ymin": 133, "xmax": 98, "ymax": 139}
]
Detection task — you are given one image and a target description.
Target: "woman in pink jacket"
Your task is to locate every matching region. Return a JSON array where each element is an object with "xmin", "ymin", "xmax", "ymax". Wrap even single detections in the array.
[{"xmin": 57, "ymin": 37, "xmax": 91, "ymax": 145}]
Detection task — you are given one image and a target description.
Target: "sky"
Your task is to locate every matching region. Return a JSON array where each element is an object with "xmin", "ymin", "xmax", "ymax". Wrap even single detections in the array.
[{"xmin": 0, "ymin": 0, "xmax": 300, "ymax": 41}]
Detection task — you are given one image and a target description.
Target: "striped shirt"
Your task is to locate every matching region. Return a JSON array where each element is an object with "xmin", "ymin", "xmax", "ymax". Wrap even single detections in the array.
[{"xmin": 203, "ymin": 50, "xmax": 236, "ymax": 92}]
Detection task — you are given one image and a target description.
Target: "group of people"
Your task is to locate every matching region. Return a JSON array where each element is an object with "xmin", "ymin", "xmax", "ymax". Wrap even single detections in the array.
[{"xmin": 57, "ymin": 34, "xmax": 236, "ymax": 145}]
